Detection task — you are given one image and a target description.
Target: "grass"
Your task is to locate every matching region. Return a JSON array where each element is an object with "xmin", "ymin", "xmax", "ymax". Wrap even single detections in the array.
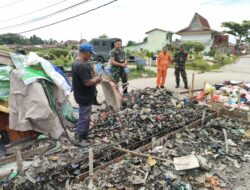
[
  {"xmin": 185, "ymin": 56, "xmax": 238, "ymax": 72},
  {"xmin": 129, "ymin": 68, "xmax": 156, "ymax": 80}
]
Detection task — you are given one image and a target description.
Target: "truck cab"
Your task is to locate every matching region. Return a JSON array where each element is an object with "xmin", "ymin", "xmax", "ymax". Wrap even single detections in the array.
[{"xmin": 90, "ymin": 38, "xmax": 119, "ymax": 63}]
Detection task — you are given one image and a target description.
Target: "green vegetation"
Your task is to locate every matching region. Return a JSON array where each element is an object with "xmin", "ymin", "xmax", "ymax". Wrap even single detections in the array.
[
  {"xmin": 0, "ymin": 33, "xmax": 57, "ymax": 45},
  {"xmin": 182, "ymin": 41, "xmax": 205, "ymax": 55},
  {"xmin": 129, "ymin": 68, "xmax": 156, "ymax": 80},
  {"xmin": 222, "ymin": 20, "xmax": 250, "ymax": 44},
  {"xmin": 186, "ymin": 53, "xmax": 238, "ymax": 72}
]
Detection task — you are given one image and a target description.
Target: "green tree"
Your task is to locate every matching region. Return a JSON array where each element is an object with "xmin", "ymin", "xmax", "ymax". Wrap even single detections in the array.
[
  {"xmin": 127, "ymin": 40, "xmax": 136, "ymax": 46},
  {"xmin": 221, "ymin": 20, "xmax": 250, "ymax": 44},
  {"xmin": 99, "ymin": 34, "xmax": 108, "ymax": 38},
  {"xmin": 0, "ymin": 33, "xmax": 27, "ymax": 45},
  {"xmin": 182, "ymin": 41, "xmax": 205, "ymax": 55},
  {"xmin": 30, "ymin": 35, "xmax": 44, "ymax": 45}
]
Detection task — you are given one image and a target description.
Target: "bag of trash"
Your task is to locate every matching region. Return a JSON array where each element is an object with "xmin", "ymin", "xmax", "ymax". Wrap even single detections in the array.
[
  {"xmin": 61, "ymin": 101, "xmax": 77, "ymax": 123},
  {"xmin": 0, "ymin": 66, "xmax": 12, "ymax": 101}
]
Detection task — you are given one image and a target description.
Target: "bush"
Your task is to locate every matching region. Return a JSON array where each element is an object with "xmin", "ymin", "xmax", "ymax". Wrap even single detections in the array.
[
  {"xmin": 208, "ymin": 49, "xmax": 216, "ymax": 57},
  {"xmin": 49, "ymin": 48, "xmax": 69, "ymax": 58}
]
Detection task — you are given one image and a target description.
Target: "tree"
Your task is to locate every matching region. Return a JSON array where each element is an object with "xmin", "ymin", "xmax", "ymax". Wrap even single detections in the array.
[
  {"xmin": 221, "ymin": 20, "xmax": 250, "ymax": 44},
  {"xmin": 127, "ymin": 40, "xmax": 136, "ymax": 46},
  {"xmin": 99, "ymin": 34, "xmax": 108, "ymax": 38},
  {"xmin": 30, "ymin": 35, "xmax": 44, "ymax": 45},
  {"xmin": 182, "ymin": 41, "xmax": 205, "ymax": 55}
]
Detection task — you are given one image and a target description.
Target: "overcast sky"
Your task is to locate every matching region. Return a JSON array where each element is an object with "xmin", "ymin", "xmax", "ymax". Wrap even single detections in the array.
[{"xmin": 0, "ymin": 0, "xmax": 249, "ymax": 43}]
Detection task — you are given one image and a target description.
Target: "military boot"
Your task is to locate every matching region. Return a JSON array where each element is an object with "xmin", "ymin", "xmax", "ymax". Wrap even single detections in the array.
[
  {"xmin": 184, "ymin": 83, "xmax": 189, "ymax": 89},
  {"xmin": 175, "ymin": 83, "xmax": 179, "ymax": 88}
]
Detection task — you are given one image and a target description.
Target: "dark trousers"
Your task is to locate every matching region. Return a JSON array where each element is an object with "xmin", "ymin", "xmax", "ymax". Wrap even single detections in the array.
[
  {"xmin": 175, "ymin": 66, "xmax": 188, "ymax": 85},
  {"xmin": 75, "ymin": 105, "xmax": 92, "ymax": 137}
]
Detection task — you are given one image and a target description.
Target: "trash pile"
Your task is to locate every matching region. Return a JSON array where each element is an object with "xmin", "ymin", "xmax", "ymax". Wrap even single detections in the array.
[
  {"xmin": 75, "ymin": 117, "xmax": 250, "ymax": 190},
  {"xmin": 196, "ymin": 81, "xmax": 250, "ymax": 111},
  {"xmin": 1, "ymin": 88, "xmax": 214, "ymax": 190},
  {"xmin": 90, "ymin": 88, "xmax": 213, "ymax": 148}
]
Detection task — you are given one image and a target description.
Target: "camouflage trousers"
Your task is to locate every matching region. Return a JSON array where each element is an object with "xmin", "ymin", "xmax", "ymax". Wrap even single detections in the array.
[
  {"xmin": 175, "ymin": 66, "xmax": 188, "ymax": 85},
  {"xmin": 111, "ymin": 68, "xmax": 128, "ymax": 93}
]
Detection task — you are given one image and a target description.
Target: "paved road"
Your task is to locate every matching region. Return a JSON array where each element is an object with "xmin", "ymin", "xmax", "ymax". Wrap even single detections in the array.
[{"xmin": 129, "ymin": 55, "xmax": 250, "ymax": 92}]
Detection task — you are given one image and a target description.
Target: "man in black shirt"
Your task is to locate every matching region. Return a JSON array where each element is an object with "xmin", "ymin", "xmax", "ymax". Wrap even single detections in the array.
[{"xmin": 72, "ymin": 43, "xmax": 102, "ymax": 146}]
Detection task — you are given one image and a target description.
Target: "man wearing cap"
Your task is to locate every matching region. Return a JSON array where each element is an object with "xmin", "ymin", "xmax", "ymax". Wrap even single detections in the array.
[
  {"xmin": 72, "ymin": 43, "xmax": 102, "ymax": 146},
  {"xmin": 110, "ymin": 39, "xmax": 128, "ymax": 94},
  {"xmin": 174, "ymin": 46, "xmax": 189, "ymax": 89}
]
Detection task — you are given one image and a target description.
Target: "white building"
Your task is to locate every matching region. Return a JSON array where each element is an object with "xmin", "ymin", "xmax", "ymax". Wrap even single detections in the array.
[
  {"xmin": 177, "ymin": 13, "xmax": 223, "ymax": 52},
  {"xmin": 125, "ymin": 28, "xmax": 173, "ymax": 52}
]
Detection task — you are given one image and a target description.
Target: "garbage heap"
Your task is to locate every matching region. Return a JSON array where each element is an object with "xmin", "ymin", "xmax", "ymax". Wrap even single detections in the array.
[
  {"xmin": 76, "ymin": 117, "xmax": 250, "ymax": 190},
  {"xmin": 90, "ymin": 88, "xmax": 213, "ymax": 148},
  {"xmin": 2, "ymin": 88, "xmax": 214, "ymax": 190}
]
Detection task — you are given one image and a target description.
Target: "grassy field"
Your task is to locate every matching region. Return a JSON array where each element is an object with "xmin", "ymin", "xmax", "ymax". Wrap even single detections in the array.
[{"xmin": 129, "ymin": 68, "xmax": 157, "ymax": 80}]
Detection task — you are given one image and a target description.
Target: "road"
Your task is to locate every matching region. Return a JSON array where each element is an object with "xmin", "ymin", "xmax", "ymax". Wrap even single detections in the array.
[{"xmin": 128, "ymin": 55, "xmax": 250, "ymax": 92}]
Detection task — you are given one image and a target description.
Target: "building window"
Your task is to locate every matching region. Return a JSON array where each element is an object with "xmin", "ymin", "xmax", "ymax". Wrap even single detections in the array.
[
  {"xmin": 102, "ymin": 41, "xmax": 107, "ymax": 46},
  {"xmin": 166, "ymin": 33, "xmax": 169, "ymax": 40},
  {"xmin": 93, "ymin": 41, "xmax": 99, "ymax": 45}
]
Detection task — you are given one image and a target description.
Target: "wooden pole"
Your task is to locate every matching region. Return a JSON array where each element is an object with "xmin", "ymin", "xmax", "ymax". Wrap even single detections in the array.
[
  {"xmin": 223, "ymin": 129, "xmax": 229, "ymax": 154},
  {"xmin": 190, "ymin": 73, "xmax": 195, "ymax": 100},
  {"xmin": 16, "ymin": 147, "xmax": 24, "ymax": 175},
  {"xmin": 113, "ymin": 146, "xmax": 172, "ymax": 163},
  {"xmin": 88, "ymin": 147, "xmax": 95, "ymax": 190}
]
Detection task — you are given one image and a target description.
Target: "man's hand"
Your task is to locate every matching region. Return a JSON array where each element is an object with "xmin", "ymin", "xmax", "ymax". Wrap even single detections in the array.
[
  {"xmin": 121, "ymin": 63, "xmax": 127, "ymax": 68},
  {"xmin": 94, "ymin": 76, "xmax": 102, "ymax": 84}
]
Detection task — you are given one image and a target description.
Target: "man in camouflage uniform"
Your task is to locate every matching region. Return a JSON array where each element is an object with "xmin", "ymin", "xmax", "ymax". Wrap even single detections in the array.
[
  {"xmin": 174, "ymin": 46, "xmax": 189, "ymax": 89},
  {"xmin": 110, "ymin": 39, "xmax": 128, "ymax": 94}
]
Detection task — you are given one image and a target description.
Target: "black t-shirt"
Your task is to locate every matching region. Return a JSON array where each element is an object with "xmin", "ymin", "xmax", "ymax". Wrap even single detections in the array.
[{"xmin": 72, "ymin": 59, "xmax": 95, "ymax": 106}]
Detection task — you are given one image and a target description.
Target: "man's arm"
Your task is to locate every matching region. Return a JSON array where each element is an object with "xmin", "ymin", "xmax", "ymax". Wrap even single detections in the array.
[
  {"xmin": 78, "ymin": 63, "xmax": 102, "ymax": 87},
  {"xmin": 84, "ymin": 76, "xmax": 102, "ymax": 86},
  {"xmin": 110, "ymin": 51, "xmax": 125, "ymax": 68}
]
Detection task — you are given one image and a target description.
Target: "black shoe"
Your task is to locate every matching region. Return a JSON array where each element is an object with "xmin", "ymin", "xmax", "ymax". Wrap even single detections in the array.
[
  {"xmin": 184, "ymin": 84, "xmax": 189, "ymax": 89},
  {"xmin": 175, "ymin": 84, "xmax": 179, "ymax": 88},
  {"xmin": 74, "ymin": 133, "xmax": 89, "ymax": 147},
  {"xmin": 156, "ymin": 86, "xmax": 160, "ymax": 89},
  {"xmin": 160, "ymin": 86, "xmax": 165, "ymax": 88}
]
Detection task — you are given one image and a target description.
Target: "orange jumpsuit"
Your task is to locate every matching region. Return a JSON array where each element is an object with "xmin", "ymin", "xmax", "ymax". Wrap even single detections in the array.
[{"xmin": 156, "ymin": 51, "xmax": 172, "ymax": 87}]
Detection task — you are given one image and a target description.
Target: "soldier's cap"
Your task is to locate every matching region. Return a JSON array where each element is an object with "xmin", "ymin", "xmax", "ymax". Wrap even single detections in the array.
[{"xmin": 79, "ymin": 43, "xmax": 96, "ymax": 55}]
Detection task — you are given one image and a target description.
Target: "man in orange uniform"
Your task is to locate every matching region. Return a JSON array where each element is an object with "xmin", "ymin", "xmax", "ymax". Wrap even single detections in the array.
[{"xmin": 156, "ymin": 47, "xmax": 172, "ymax": 88}]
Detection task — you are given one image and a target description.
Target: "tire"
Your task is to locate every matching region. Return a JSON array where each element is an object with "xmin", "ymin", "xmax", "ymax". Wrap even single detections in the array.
[{"xmin": 97, "ymin": 56, "xmax": 105, "ymax": 63}]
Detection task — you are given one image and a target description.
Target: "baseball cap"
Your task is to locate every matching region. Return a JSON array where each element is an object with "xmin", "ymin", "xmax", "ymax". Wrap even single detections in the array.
[{"xmin": 79, "ymin": 43, "xmax": 96, "ymax": 55}]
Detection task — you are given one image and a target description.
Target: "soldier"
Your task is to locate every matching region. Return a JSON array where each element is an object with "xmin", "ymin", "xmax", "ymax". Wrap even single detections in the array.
[
  {"xmin": 110, "ymin": 39, "xmax": 128, "ymax": 94},
  {"xmin": 174, "ymin": 46, "xmax": 189, "ymax": 89}
]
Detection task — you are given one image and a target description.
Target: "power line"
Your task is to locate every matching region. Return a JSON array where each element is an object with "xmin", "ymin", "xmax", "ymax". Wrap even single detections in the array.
[
  {"xmin": 0, "ymin": 0, "xmax": 25, "ymax": 9},
  {"xmin": 0, "ymin": 0, "xmax": 93, "ymax": 30},
  {"xmin": 17, "ymin": 0, "xmax": 118, "ymax": 34},
  {"xmin": 0, "ymin": 0, "xmax": 68, "ymax": 23}
]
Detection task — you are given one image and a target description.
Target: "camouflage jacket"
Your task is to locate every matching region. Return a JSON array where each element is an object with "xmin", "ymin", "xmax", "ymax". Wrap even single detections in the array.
[
  {"xmin": 174, "ymin": 51, "xmax": 188, "ymax": 66},
  {"xmin": 110, "ymin": 48, "xmax": 126, "ymax": 71}
]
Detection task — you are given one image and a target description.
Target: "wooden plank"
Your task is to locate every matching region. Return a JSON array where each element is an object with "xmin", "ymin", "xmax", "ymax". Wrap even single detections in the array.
[{"xmin": 0, "ymin": 146, "xmax": 47, "ymax": 166}]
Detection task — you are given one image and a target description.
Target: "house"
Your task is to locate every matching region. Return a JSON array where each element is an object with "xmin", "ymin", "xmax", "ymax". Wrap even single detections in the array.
[
  {"xmin": 64, "ymin": 40, "xmax": 80, "ymax": 46},
  {"xmin": 125, "ymin": 28, "xmax": 173, "ymax": 52},
  {"xmin": 177, "ymin": 13, "xmax": 228, "ymax": 52}
]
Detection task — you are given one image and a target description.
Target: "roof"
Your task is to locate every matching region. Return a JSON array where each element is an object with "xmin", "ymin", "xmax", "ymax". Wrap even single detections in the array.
[
  {"xmin": 145, "ymin": 28, "xmax": 171, "ymax": 34},
  {"xmin": 177, "ymin": 13, "xmax": 216, "ymax": 34}
]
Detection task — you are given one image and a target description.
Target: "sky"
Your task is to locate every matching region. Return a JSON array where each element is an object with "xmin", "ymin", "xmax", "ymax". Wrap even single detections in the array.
[{"xmin": 0, "ymin": 0, "xmax": 249, "ymax": 43}]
